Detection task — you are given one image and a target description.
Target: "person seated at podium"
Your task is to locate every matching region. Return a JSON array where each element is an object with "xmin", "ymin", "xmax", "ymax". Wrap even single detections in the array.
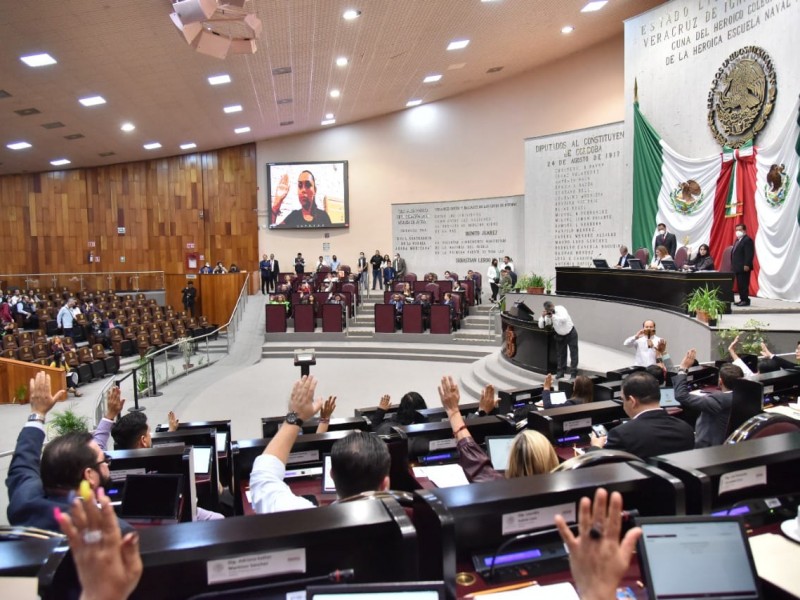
[
  {"xmin": 614, "ymin": 245, "xmax": 635, "ymax": 268},
  {"xmin": 541, "ymin": 373, "xmax": 593, "ymax": 407},
  {"xmin": 683, "ymin": 243, "xmax": 715, "ymax": 271},
  {"xmin": 439, "ymin": 377, "xmax": 558, "ymax": 483},
  {"xmin": 212, "ymin": 261, "xmax": 228, "ymax": 274},
  {"xmin": 589, "ymin": 371, "xmax": 694, "ymax": 458},
  {"xmin": 442, "ymin": 292, "xmax": 459, "ymax": 330},
  {"xmin": 250, "ymin": 376, "xmax": 391, "ymax": 514},
  {"xmin": 648, "ymin": 245, "xmax": 672, "ymax": 270},
  {"xmin": 371, "ymin": 392, "xmax": 429, "ymax": 435}
]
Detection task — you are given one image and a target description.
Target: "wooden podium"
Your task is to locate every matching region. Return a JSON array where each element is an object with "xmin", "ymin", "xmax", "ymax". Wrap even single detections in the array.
[{"xmin": 0, "ymin": 359, "xmax": 66, "ymax": 405}]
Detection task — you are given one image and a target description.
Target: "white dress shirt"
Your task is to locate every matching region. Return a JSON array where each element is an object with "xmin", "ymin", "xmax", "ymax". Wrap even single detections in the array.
[
  {"xmin": 538, "ymin": 305, "xmax": 574, "ymax": 335},
  {"xmin": 623, "ymin": 334, "xmax": 663, "ymax": 366},
  {"xmin": 249, "ymin": 454, "xmax": 315, "ymax": 514}
]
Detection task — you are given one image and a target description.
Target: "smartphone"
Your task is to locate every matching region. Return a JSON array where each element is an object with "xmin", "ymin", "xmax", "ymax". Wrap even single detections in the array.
[{"xmin": 592, "ymin": 424, "xmax": 608, "ymax": 437}]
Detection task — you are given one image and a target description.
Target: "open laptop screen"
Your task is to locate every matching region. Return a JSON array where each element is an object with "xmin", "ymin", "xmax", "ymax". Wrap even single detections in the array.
[
  {"xmin": 191, "ymin": 446, "xmax": 212, "ymax": 475},
  {"xmin": 659, "ymin": 387, "xmax": 680, "ymax": 408},
  {"xmin": 592, "ymin": 258, "xmax": 610, "ymax": 268},
  {"xmin": 322, "ymin": 454, "xmax": 336, "ymax": 493},
  {"xmin": 120, "ymin": 474, "xmax": 182, "ymax": 520},
  {"xmin": 637, "ymin": 516, "xmax": 760, "ymax": 600},
  {"xmin": 485, "ymin": 435, "xmax": 516, "ymax": 472},
  {"xmin": 628, "ymin": 258, "xmax": 644, "ymax": 270}
]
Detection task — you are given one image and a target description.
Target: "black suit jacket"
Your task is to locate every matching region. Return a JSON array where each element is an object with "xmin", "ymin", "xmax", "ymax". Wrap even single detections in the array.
[
  {"xmin": 673, "ymin": 373, "xmax": 732, "ymax": 448},
  {"xmin": 731, "ymin": 235, "xmax": 754, "ymax": 272},
  {"xmin": 269, "ymin": 259, "xmax": 280, "ymax": 276},
  {"xmin": 617, "ymin": 254, "xmax": 635, "ymax": 268},
  {"xmin": 603, "ymin": 409, "xmax": 695, "ymax": 458},
  {"xmin": 654, "ymin": 232, "xmax": 677, "ymax": 258}
]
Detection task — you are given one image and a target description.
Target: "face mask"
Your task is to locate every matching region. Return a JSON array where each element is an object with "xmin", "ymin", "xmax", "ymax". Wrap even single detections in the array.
[
  {"xmin": 658, "ymin": 229, "xmax": 665, "ymax": 235},
  {"xmin": 735, "ymin": 230, "xmax": 744, "ymax": 239}
]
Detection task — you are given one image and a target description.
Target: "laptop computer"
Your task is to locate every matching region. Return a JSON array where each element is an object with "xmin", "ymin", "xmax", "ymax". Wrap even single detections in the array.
[
  {"xmin": 659, "ymin": 387, "xmax": 681, "ymax": 408},
  {"xmin": 628, "ymin": 258, "xmax": 644, "ymax": 270},
  {"xmin": 660, "ymin": 259, "xmax": 678, "ymax": 271},
  {"xmin": 592, "ymin": 258, "xmax": 610, "ymax": 268},
  {"xmin": 636, "ymin": 516, "xmax": 761, "ymax": 600},
  {"xmin": 484, "ymin": 435, "xmax": 516, "ymax": 472},
  {"xmin": 119, "ymin": 473, "xmax": 183, "ymax": 522},
  {"xmin": 308, "ymin": 582, "xmax": 447, "ymax": 599}
]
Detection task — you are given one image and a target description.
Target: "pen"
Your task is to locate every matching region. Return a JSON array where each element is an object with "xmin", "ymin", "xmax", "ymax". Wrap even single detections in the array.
[{"xmin": 465, "ymin": 581, "xmax": 538, "ymax": 597}]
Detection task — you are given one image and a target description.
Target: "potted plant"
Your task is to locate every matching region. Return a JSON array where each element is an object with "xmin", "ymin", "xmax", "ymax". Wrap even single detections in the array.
[
  {"xmin": 48, "ymin": 405, "xmax": 90, "ymax": 438},
  {"xmin": 544, "ymin": 277, "xmax": 554, "ymax": 295},
  {"xmin": 716, "ymin": 319, "xmax": 769, "ymax": 359},
  {"xmin": 14, "ymin": 383, "xmax": 28, "ymax": 404},
  {"xmin": 177, "ymin": 336, "xmax": 194, "ymax": 370},
  {"xmin": 684, "ymin": 286, "xmax": 726, "ymax": 324},
  {"xmin": 515, "ymin": 273, "xmax": 547, "ymax": 294},
  {"xmin": 135, "ymin": 355, "xmax": 150, "ymax": 396}
]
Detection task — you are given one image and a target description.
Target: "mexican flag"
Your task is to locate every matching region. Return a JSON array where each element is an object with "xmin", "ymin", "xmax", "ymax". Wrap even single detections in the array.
[{"xmin": 631, "ymin": 98, "xmax": 800, "ymax": 302}]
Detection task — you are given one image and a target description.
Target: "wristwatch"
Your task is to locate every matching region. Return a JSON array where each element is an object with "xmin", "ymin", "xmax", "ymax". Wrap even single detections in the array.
[
  {"xmin": 676, "ymin": 368, "xmax": 688, "ymax": 375},
  {"xmin": 284, "ymin": 411, "xmax": 304, "ymax": 427},
  {"xmin": 27, "ymin": 413, "xmax": 45, "ymax": 424}
]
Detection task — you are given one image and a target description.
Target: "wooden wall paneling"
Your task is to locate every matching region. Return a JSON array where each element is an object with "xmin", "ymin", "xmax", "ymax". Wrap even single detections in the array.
[{"xmin": 197, "ymin": 273, "xmax": 246, "ymax": 327}]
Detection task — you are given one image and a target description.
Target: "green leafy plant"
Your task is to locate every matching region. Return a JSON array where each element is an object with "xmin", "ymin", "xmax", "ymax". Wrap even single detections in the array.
[
  {"xmin": 49, "ymin": 405, "xmax": 90, "ymax": 437},
  {"xmin": 716, "ymin": 319, "xmax": 770, "ymax": 359},
  {"xmin": 135, "ymin": 355, "xmax": 150, "ymax": 396},
  {"xmin": 544, "ymin": 277, "xmax": 554, "ymax": 294},
  {"xmin": 14, "ymin": 383, "xmax": 27, "ymax": 404},
  {"xmin": 514, "ymin": 273, "xmax": 547, "ymax": 291},
  {"xmin": 684, "ymin": 286, "xmax": 726, "ymax": 323}
]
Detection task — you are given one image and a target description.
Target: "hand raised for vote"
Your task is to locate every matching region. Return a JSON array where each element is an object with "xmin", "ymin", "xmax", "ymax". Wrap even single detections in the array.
[
  {"xmin": 378, "ymin": 394, "xmax": 391, "ymax": 411},
  {"xmin": 320, "ymin": 396, "xmax": 337, "ymax": 420},
  {"xmin": 30, "ymin": 371, "xmax": 66, "ymax": 418},
  {"xmin": 289, "ymin": 375, "xmax": 322, "ymax": 422},
  {"xmin": 438, "ymin": 375, "xmax": 461, "ymax": 416},
  {"xmin": 679, "ymin": 348, "xmax": 697, "ymax": 371},
  {"xmin": 479, "ymin": 384, "xmax": 497, "ymax": 415},
  {"xmin": 104, "ymin": 386, "xmax": 125, "ymax": 421},
  {"xmin": 544, "ymin": 373, "xmax": 554, "ymax": 390},
  {"xmin": 168, "ymin": 410, "xmax": 179, "ymax": 432}
]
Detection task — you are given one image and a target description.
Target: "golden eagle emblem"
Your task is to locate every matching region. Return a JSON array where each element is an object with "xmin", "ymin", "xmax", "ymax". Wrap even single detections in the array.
[
  {"xmin": 764, "ymin": 163, "xmax": 790, "ymax": 208},
  {"xmin": 669, "ymin": 180, "xmax": 704, "ymax": 215}
]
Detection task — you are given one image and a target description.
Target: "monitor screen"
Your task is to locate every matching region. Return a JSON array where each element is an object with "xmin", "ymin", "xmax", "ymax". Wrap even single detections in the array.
[
  {"xmin": 192, "ymin": 446, "xmax": 212, "ymax": 475},
  {"xmin": 659, "ymin": 387, "xmax": 680, "ymax": 408},
  {"xmin": 267, "ymin": 161, "xmax": 349, "ymax": 229},
  {"xmin": 637, "ymin": 517, "xmax": 760, "ymax": 600},
  {"xmin": 322, "ymin": 454, "xmax": 336, "ymax": 493},
  {"xmin": 660, "ymin": 259, "xmax": 677, "ymax": 271},
  {"xmin": 120, "ymin": 474, "xmax": 182, "ymax": 520},
  {"xmin": 628, "ymin": 258, "xmax": 644, "ymax": 270},
  {"xmin": 593, "ymin": 258, "xmax": 610, "ymax": 268},
  {"xmin": 215, "ymin": 432, "xmax": 228, "ymax": 453},
  {"xmin": 485, "ymin": 436, "xmax": 516, "ymax": 471},
  {"xmin": 308, "ymin": 582, "xmax": 446, "ymax": 599},
  {"xmin": 548, "ymin": 392, "xmax": 568, "ymax": 405}
]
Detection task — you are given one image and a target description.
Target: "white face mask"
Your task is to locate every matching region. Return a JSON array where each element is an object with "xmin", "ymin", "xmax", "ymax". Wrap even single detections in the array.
[
  {"xmin": 658, "ymin": 229, "xmax": 665, "ymax": 235},
  {"xmin": 735, "ymin": 230, "xmax": 744, "ymax": 239}
]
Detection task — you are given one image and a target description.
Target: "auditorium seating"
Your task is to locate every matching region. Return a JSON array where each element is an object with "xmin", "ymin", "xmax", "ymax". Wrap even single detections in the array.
[
  {"xmin": 674, "ymin": 245, "xmax": 689, "ymax": 269},
  {"xmin": 720, "ymin": 244, "xmax": 733, "ymax": 272},
  {"xmin": 402, "ymin": 303, "xmax": 424, "ymax": 333},
  {"xmin": 635, "ymin": 247, "xmax": 650, "ymax": 265}
]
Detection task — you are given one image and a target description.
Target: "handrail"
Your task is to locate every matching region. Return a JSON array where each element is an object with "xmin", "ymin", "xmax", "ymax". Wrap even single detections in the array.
[
  {"xmin": 0, "ymin": 270, "xmax": 165, "ymax": 292},
  {"xmin": 91, "ymin": 273, "xmax": 251, "ymax": 423}
]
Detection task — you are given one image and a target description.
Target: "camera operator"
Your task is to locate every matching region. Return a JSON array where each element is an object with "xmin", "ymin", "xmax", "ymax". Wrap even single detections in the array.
[{"xmin": 623, "ymin": 320, "xmax": 663, "ymax": 367}]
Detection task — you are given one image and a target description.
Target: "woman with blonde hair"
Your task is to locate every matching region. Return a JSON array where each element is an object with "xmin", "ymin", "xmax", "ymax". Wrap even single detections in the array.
[{"xmin": 438, "ymin": 376, "xmax": 558, "ymax": 483}]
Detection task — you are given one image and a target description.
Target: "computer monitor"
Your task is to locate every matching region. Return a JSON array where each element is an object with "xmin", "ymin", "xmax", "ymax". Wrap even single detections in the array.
[
  {"xmin": 592, "ymin": 258, "xmax": 610, "ymax": 268},
  {"xmin": 322, "ymin": 454, "xmax": 336, "ymax": 493},
  {"xmin": 191, "ymin": 446, "xmax": 212, "ymax": 475},
  {"xmin": 485, "ymin": 435, "xmax": 516, "ymax": 472},
  {"xmin": 547, "ymin": 391, "xmax": 568, "ymax": 405},
  {"xmin": 628, "ymin": 258, "xmax": 644, "ymax": 270},
  {"xmin": 120, "ymin": 474, "xmax": 183, "ymax": 522},
  {"xmin": 659, "ymin": 387, "xmax": 680, "ymax": 408},
  {"xmin": 308, "ymin": 582, "xmax": 447, "ymax": 599},
  {"xmin": 660, "ymin": 259, "xmax": 677, "ymax": 271},
  {"xmin": 636, "ymin": 516, "xmax": 760, "ymax": 600}
]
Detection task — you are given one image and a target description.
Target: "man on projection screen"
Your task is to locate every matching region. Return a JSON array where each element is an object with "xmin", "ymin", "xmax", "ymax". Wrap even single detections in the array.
[{"xmin": 271, "ymin": 170, "xmax": 332, "ymax": 227}]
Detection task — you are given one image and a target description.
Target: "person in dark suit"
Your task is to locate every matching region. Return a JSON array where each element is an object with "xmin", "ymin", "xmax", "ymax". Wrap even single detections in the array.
[
  {"xmin": 673, "ymin": 349, "xmax": 744, "ymax": 447},
  {"xmin": 615, "ymin": 245, "xmax": 635, "ymax": 268},
  {"xmin": 181, "ymin": 280, "xmax": 197, "ymax": 317},
  {"xmin": 392, "ymin": 253, "xmax": 407, "ymax": 281},
  {"xmin": 731, "ymin": 223, "xmax": 755, "ymax": 306},
  {"xmin": 294, "ymin": 252, "xmax": 305, "ymax": 275},
  {"xmin": 267, "ymin": 253, "xmax": 280, "ymax": 293},
  {"xmin": 589, "ymin": 371, "xmax": 694, "ymax": 458},
  {"xmin": 6, "ymin": 371, "xmax": 132, "ymax": 533},
  {"xmin": 683, "ymin": 244, "xmax": 715, "ymax": 271},
  {"xmin": 259, "ymin": 254, "xmax": 270, "ymax": 295},
  {"xmin": 654, "ymin": 223, "xmax": 677, "ymax": 258}
]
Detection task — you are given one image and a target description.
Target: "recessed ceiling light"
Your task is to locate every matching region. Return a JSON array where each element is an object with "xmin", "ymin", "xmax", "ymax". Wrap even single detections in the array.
[
  {"xmin": 342, "ymin": 9, "xmax": 361, "ymax": 20},
  {"xmin": 406, "ymin": 99, "xmax": 422, "ymax": 107},
  {"xmin": 224, "ymin": 104, "xmax": 243, "ymax": 113},
  {"xmin": 50, "ymin": 159, "xmax": 71, "ymax": 166},
  {"xmin": 208, "ymin": 74, "xmax": 231, "ymax": 85},
  {"xmin": 79, "ymin": 96, "xmax": 106, "ymax": 107},
  {"xmin": 234, "ymin": 126, "xmax": 251, "ymax": 134},
  {"xmin": 325, "ymin": 113, "xmax": 334, "ymax": 120},
  {"xmin": 447, "ymin": 63, "xmax": 466, "ymax": 70},
  {"xmin": 7, "ymin": 141, "xmax": 32, "ymax": 150},
  {"xmin": 330, "ymin": 89, "xmax": 341, "ymax": 98},
  {"xmin": 561, "ymin": 25, "xmax": 575, "ymax": 34},
  {"xmin": 180, "ymin": 143, "xmax": 197, "ymax": 150},
  {"xmin": 321, "ymin": 119, "xmax": 336, "ymax": 126},
  {"xmin": 20, "ymin": 53, "xmax": 57, "ymax": 67},
  {"xmin": 143, "ymin": 142, "xmax": 162, "ymax": 150},
  {"xmin": 581, "ymin": 1, "xmax": 608, "ymax": 12},
  {"xmin": 423, "ymin": 74, "xmax": 442, "ymax": 83},
  {"xmin": 447, "ymin": 39, "xmax": 470, "ymax": 51},
  {"xmin": 336, "ymin": 57, "xmax": 348, "ymax": 67},
  {"xmin": 120, "ymin": 122, "xmax": 135, "ymax": 132}
]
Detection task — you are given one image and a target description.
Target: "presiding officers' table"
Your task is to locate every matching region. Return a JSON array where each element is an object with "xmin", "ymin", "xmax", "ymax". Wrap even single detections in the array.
[{"xmin": 555, "ymin": 267, "xmax": 734, "ymax": 313}]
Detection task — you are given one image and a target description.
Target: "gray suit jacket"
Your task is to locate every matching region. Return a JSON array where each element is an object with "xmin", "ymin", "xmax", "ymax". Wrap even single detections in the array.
[
  {"xmin": 673, "ymin": 373, "xmax": 732, "ymax": 447},
  {"xmin": 393, "ymin": 257, "xmax": 407, "ymax": 278}
]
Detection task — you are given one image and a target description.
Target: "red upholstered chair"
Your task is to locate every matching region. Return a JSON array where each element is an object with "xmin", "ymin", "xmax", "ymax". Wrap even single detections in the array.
[
  {"xmin": 402, "ymin": 303, "xmax": 424, "ymax": 333},
  {"xmin": 265, "ymin": 304, "xmax": 287, "ymax": 333},
  {"xmin": 293, "ymin": 303, "xmax": 315, "ymax": 332},
  {"xmin": 341, "ymin": 283, "xmax": 357, "ymax": 314},
  {"xmin": 322, "ymin": 303, "xmax": 344, "ymax": 332},
  {"xmin": 674, "ymin": 246, "xmax": 689, "ymax": 269},
  {"xmin": 404, "ymin": 273, "xmax": 417, "ymax": 283},
  {"xmin": 429, "ymin": 304, "xmax": 452, "ymax": 334},
  {"xmin": 719, "ymin": 245, "xmax": 734, "ymax": 272},
  {"xmin": 374, "ymin": 304, "xmax": 397, "ymax": 333},
  {"xmin": 424, "ymin": 283, "xmax": 441, "ymax": 303},
  {"xmin": 392, "ymin": 282, "xmax": 406, "ymax": 292},
  {"xmin": 725, "ymin": 412, "xmax": 800, "ymax": 443},
  {"xmin": 635, "ymin": 247, "xmax": 650, "ymax": 265}
]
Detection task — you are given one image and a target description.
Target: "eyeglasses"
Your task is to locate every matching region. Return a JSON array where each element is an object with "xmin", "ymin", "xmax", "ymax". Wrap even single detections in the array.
[
  {"xmin": 94, "ymin": 453, "xmax": 112, "ymax": 468},
  {"xmin": 297, "ymin": 180, "xmax": 314, "ymax": 189}
]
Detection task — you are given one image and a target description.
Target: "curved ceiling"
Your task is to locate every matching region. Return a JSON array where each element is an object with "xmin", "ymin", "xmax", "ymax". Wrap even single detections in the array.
[{"xmin": 0, "ymin": 0, "xmax": 663, "ymax": 176}]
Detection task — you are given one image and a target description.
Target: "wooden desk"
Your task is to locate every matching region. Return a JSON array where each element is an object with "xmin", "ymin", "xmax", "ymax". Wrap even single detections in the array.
[
  {"xmin": 0, "ymin": 358, "xmax": 66, "ymax": 404},
  {"xmin": 555, "ymin": 267, "xmax": 734, "ymax": 313}
]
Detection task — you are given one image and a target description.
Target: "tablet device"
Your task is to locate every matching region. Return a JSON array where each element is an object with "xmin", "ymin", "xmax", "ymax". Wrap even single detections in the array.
[
  {"xmin": 485, "ymin": 435, "xmax": 516, "ymax": 472},
  {"xmin": 628, "ymin": 258, "xmax": 644, "ymax": 270},
  {"xmin": 548, "ymin": 391, "xmax": 568, "ymax": 405},
  {"xmin": 120, "ymin": 474, "xmax": 183, "ymax": 521},
  {"xmin": 636, "ymin": 516, "xmax": 760, "ymax": 600},
  {"xmin": 322, "ymin": 454, "xmax": 336, "ymax": 493},
  {"xmin": 191, "ymin": 446, "xmax": 212, "ymax": 475},
  {"xmin": 592, "ymin": 258, "xmax": 610, "ymax": 268},
  {"xmin": 659, "ymin": 387, "xmax": 680, "ymax": 408}
]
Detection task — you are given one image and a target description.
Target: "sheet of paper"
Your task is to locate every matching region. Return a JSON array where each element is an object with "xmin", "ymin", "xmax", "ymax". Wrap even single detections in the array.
[
  {"xmin": 417, "ymin": 463, "xmax": 469, "ymax": 488},
  {"xmin": 764, "ymin": 405, "xmax": 800, "ymax": 421},
  {"xmin": 749, "ymin": 533, "xmax": 800, "ymax": 597}
]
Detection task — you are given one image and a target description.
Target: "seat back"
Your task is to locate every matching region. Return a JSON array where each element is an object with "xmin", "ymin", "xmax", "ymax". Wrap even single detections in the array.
[
  {"xmin": 17, "ymin": 346, "xmax": 35, "ymax": 362},
  {"xmin": 2, "ymin": 334, "xmax": 17, "ymax": 350},
  {"xmin": 374, "ymin": 304, "xmax": 397, "ymax": 333},
  {"xmin": 429, "ymin": 304, "xmax": 452, "ymax": 334},
  {"xmin": 720, "ymin": 245, "xmax": 734, "ymax": 272},
  {"xmin": 402, "ymin": 303, "xmax": 424, "ymax": 333},
  {"xmin": 33, "ymin": 342, "xmax": 49, "ymax": 359},
  {"xmin": 635, "ymin": 247, "xmax": 650, "ymax": 265},
  {"xmin": 424, "ymin": 283, "xmax": 441, "ymax": 303},
  {"xmin": 725, "ymin": 412, "xmax": 800, "ymax": 443},
  {"xmin": 674, "ymin": 246, "xmax": 689, "ymax": 269},
  {"xmin": 77, "ymin": 347, "xmax": 95, "ymax": 364},
  {"xmin": 322, "ymin": 303, "xmax": 344, "ymax": 332},
  {"xmin": 92, "ymin": 344, "xmax": 107, "ymax": 359},
  {"xmin": 293, "ymin": 304, "xmax": 315, "ymax": 332},
  {"xmin": 404, "ymin": 273, "xmax": 417, "ymax": 282}
]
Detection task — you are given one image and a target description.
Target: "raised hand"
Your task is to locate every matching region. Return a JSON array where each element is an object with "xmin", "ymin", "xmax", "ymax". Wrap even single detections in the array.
[
  {"xmin": 378, "ymin": 394, "xmax": 391, "ymax": 411},
  {"xmin": 320, "ymin": 396, "xmax": 337, "ymax": 420},
  {"xmin": 272, "ymin": 173, "xmax": 290, "ymax": 213},
  {"xmin": 168, "ymin": 411, "xmax": 179, "ymax": 432},
  {"xmin": 105, "ymin": 386, "xmax": 125, "ymax": 421},
  {"xmin": 289, "ymin": 375, "xmax": 322, "ymax": 422},
  {"xmin": 29, "ymin": 371, "xmax": 66, "ymax": 418},
  {"xmin": 479, "ymin": 384, "xmax": 497, "ymax": 414},
  {"xmin": 438, "ymin": 375, "xmax": 461, "ymax": 415}
]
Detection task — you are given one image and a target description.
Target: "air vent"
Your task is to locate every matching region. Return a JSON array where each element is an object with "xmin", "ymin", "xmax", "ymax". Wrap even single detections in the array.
[
  {"xmin": 486, "ymin": 66, "xmax": 504, "ymax": 73},
  {"xmin": 98, "ymin": 151, "xmax": 115, "ymax": 157},
  {"xmin": 272, "ymin": 66, "xmax": 292, "ymax": 75},
  {"xmin": 277, "ymin": 98, "xmax": 293, "ymax": 105},
  {"xmin": 15, "ymin": 107, "xmax": 41, "ymax": 116},
  {"xmin": 42, "ymin": 121, "xmax": 65, "ymax": 129},
  {"xmin": 280, "ymin": 120, "xmax": 294, "ymax": 126},
  {"xmin": 0, "ymin": 90, "xmax": 12, "ymax": 99},
  {"xmin": 64, "ymin": 133, "xmax": 85, "ymax": 140}
]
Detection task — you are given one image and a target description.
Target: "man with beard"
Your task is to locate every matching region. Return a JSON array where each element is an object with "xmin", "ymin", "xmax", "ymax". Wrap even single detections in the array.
[
  {"xmin": 272, "ymin": 170, "xmax": 332, "ymax": 227},
  {"xmin": 6, "ymin": 372, "xmax": 132, "ymax": 533}
]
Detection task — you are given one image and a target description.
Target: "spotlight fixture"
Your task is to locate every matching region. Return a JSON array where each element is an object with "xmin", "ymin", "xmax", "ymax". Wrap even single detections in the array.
[
  {"xmin": 79, "ymin": 96, "xmax": 106, "ymax": 107},
  {"xmin": 342, "ymin": 9, "xmax": 361, "ymax": 20},
  {"xmin": 561, "ymin": 25, "xmax": 575, "ymax": 34},
  {"xmin": 170, "ymin": 0, "xmax": 263, "ymax": 59},
  {"xmin": 20, "ymin": 53, "xmax": 57, "ymax": 67},
  {"xmin": 406, "ymin": 99, "xmax": 422, "ymax": 107},
  {"xmin": 447, "ymin": 39, "xmax": 470, "ymax": 51},
  {"xmin": 208, "ymin": 74, "xmax": 231, "ymax": 85},
  {"xmin": 336, "ymin": 57, "xmax": 348, "ymax": 67},
  {"xmin": 223, "ymin": 104, "xmax": 243, "ymax": 113},
  {"xmin": 321, "ymin": 118, "xmax": 336, "ymax": 126},
  {"xmin": 121, "ymin": 122, "xmax": 136, "ymax": 132},
  {"xmin": 325, "ymin": 113, "xmax": 334, "ymax": 120},
  {"xmin": 50, "ymin": 159, "xmax": 71, "ymax": 166},
  {"xmin": 234, "ymin": 126, "xmax": 250, "ymax": 134},
  {"xmin": 143, "ymin": 142, "xmax": 162, "ymax": 150},
  {"xmin": 581, "ymin": 1, "xmax": 608, "ymax": 12},
  {"xmin": 7, "ymin": 141, "xmax": 32, "ymax": 150},
  {"xmin": 330, "ymin": 89, "xmax": 340, "ymax": 98},
  {"xmin": 180, "ymin": 143, "xmax": 197, "ymax": 150},
  {"xmin": 423, "ymin": 74, "xmax": 442, "ymax": 83}
]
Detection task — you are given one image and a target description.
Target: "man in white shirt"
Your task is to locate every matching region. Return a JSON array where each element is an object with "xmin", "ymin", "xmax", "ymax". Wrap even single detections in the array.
[
  {"xmin": 538, "ymin": 301, "xmax": 579, "ymax": 379},
  {"xmin": 623, "ymin": 320, "xmax": 663, "ymax": 367},
  {"xmin": 250, "ymin": 376, "xmax": 391, "ymax": 514}
]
